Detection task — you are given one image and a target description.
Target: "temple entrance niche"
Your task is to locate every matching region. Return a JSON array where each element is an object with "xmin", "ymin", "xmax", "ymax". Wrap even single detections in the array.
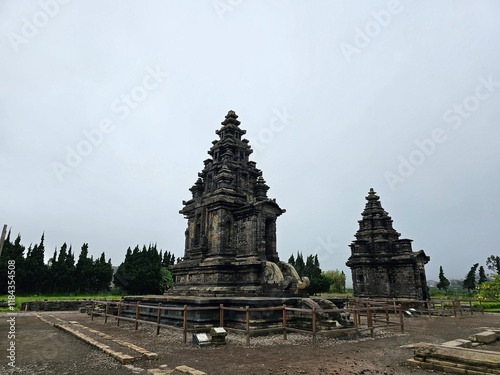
[{"xmin": 171, "ymin": 111, "xmax": 308, "ymax": 297}]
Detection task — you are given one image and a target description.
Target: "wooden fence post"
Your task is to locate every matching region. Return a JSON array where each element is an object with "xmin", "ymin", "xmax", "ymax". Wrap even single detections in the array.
[
  {"xmin": 353, "ymin": 307, "xmax": 359, "ymax": 340},
  {"xmin": 91, "ymin": 300, "xmax": 95, "ymax": 321},
  {"xmin": 366, "ymin": 302, "xmax": 373, "ymax": 338},
  {"xmin": 104, "ymin": 301, "xmax": 109, "ymax": 324},
  {"xmin": 245, "ymin": 306, "xmax": 250, "ymax": 347},
  {"xmin": 117, "ymin": 302, "xmax": 122, "ymax": 326},
  {"xmin": 182, "ymin": 305, "xmax": 187, "ymax": 344},
  {"xmin": 135, "ymin": 302, "xmax": 140, "ymax": 330},
  {"xmin": 399, "ymin": 305, "xmax": 404, "ymax": 334},
  {"xmin": 312, "ymin": 307, "xmax": 317, "ymax": 348},
  {"xmin": 282, "ymin": 304, "xmax": 287, "ymax": 340},
  {"xmin": 358, "ymin": 301, "xmax": 362, "ymax": 325},
  {"xmin": 156, "ymin": 303, "xmax": 162, "ymax": 336}
]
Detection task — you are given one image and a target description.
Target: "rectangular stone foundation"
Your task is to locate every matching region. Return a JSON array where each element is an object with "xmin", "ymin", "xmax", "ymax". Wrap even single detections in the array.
[
  {"xmin": 121, "ymin": 295, "xmax": 306, "ymax": 330},
  {"xmin": 409, "ymin": 344, "xmax": 500, "ymax": 374}
]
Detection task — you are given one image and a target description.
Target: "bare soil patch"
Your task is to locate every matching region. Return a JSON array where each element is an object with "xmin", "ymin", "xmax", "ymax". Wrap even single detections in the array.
[{"xmin": 0, "ymin": 311, "xmax": 498, "ymax": 374}]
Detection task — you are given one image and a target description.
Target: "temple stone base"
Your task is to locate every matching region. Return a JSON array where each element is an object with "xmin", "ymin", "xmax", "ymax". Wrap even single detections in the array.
[
  {"xmin": 170, "ymin": 257, "xmax": 308, "ymax": 297},
  {"xmin": 122, "ymin": 295, "xmax": 305, "ymax": 329}
]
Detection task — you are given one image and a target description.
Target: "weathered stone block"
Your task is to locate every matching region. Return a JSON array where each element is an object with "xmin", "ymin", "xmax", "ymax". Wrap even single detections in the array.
[
  {"xmin": 147, "ymin": 369, "xmax": 171, "ymax": 375},
  {"xmin": 414, "ymin": 344, "xmax": 500, "ymax": 369},
  {"xmin": 442, "ymin": 339, "xmax": 472, "ymax": 348},
  {"xmin": 210, "ymin": 327, "xmax": 227, "ymax": 345},
  {"xmin": 455, "ymin": 339, "xmax": 473, "ymax": 348},
  {"xmin": 400, "ymin": 341, "xmax": 433, "ymax": 349},
  {"xmin": 471, "ymin": 331, "xmax": 497, "ymax": 344},
  {"xmin": 173, "ymin": 365, "xmax": 207, "ymax": 375}
]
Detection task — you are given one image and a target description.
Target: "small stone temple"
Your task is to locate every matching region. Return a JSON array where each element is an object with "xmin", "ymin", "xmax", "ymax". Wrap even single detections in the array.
[
  {"xmin": 171, "ymin": 111, "xmax": 308, "ymax": 297},
  {"xmin": 346, "ymin": 188, "xmax": 430, "ymax": 300}
]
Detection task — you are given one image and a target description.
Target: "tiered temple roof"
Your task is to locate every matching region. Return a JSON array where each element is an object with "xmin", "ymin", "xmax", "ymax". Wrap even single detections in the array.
[{"xmin": 346, "ymin": 189, "xmax": 430, "ymax": 299}]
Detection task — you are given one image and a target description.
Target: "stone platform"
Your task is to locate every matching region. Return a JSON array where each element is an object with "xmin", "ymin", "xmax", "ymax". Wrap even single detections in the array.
[
  {"xmin": 122, "ymin": 295, "xmax": 303, "ymax": 329},
  {"xmin": 120, "ymin": 295, "xmax": 349, "ymax": 332}
]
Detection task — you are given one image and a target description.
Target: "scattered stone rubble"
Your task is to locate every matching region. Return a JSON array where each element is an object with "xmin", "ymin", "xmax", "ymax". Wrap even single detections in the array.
[{"xmin": 406, "ymin": 327, "xmax": 500, "ymax": 374}]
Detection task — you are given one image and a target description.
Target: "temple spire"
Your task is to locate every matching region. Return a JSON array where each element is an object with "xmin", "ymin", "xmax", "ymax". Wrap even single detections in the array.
[
  {"xmin": 173, "ymin": 111, "xmax": 291, "ymax": 297},
  {"xmin": 355, "ymin": 188, "xmax": 400, "ymax": 242}
]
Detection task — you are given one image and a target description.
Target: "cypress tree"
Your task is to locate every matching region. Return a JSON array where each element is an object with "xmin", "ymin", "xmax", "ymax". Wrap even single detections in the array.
[
  {"xmin": 436, "ymin": 266, "xmax": 450, "ymax": 292},
  {"xmin": 478, "ymin": 266, "xmax": 488, "ymax": 284},
  {"xmin": 462, "ymin": 263, "xmax": 479, "ymax": 293}
]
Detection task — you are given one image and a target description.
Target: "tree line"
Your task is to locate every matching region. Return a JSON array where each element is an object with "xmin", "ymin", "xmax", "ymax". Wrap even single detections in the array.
[
  {"xmin": 0, "ymin": 232, "xmax": 113, "ymax": 294},
  {"xmin": 436, "ymin": 255, "xmax": 500, "ymax": 295},
  {"xmin": 288, "ymin": 251, "xmax": 346, "ymax": 295},
  {"xmin": 113, "ymin": 244, "xmax": 179, "ymax": 295},
  {"xmin": 0, "ymin": 231, "xmax": 179, "ymax": 296}
]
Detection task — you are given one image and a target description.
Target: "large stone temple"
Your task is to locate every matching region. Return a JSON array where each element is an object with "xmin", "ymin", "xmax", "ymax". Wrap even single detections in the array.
[
  {"xmin": 346, "ymin": 189, "xmax": 430, "ymax": 300},
  {"xmin": 171, "ymin": 111, "xmax": 308, "ymax": 297}
]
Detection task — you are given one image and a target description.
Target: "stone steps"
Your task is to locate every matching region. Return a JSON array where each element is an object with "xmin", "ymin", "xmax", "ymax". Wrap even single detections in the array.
[
  {"xmin": 36, "ymin": 314, "xmax": 156, "ymax": 364},
  {"xmin": 37, "ymin": 313, "xmax": 208, "ymax": 374}
]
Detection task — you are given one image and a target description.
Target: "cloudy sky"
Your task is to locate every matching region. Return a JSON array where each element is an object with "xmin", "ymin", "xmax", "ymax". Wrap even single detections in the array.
[{"xmin": 1, "ymin": 1, "xmax": 499, "ymax": 285}]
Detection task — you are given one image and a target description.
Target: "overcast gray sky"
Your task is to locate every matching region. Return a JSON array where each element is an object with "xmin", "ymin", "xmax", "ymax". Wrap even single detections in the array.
[{"xmin": 1, "ymin": 1, "xmax": 499, "ymax": 285}]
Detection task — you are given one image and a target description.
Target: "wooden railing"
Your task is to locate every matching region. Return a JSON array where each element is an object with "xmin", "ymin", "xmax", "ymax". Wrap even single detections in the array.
[
  {"xmin": 347, "ymin": 297, "xmax": 489, "ymax": 317},
  {"xmin": 90, "ymin": 300, "xmax": 405, "ymax": 348}
]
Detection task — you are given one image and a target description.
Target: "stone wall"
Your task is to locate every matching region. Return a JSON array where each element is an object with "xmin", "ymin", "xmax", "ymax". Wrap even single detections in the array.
[{"xmin": 21, "ymin": 300, "xmax": 107, "ymax": 311}]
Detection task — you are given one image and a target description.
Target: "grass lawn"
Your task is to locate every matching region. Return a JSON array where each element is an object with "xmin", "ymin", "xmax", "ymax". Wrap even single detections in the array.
[{"xmin": 0, "ymin": 294, "xmax": 121, "ymax": 312}]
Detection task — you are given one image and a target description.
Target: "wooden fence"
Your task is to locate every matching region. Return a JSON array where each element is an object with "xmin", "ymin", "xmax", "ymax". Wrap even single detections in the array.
[
  {"xmin": 348, "ymin": 297, "xmax": 489, "ymax": 317},
  {"xmin": 90, "ymin": 300, "xmax": 405, "ymax": 348}
]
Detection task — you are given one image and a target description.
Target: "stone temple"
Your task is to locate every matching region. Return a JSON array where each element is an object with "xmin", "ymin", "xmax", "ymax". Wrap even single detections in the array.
[
  {"xmin": 171, "ymin": 110, "xmax": 308, "ymax": 297},
  {"xmin": 346, "ymin": 189, "xmax": 430, "ymax": 300}
]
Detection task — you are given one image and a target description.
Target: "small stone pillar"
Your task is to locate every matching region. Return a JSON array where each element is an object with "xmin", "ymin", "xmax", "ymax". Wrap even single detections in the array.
[{"xmin": 210, "ymin": 327, "xmax": 227, "ymax": 346}]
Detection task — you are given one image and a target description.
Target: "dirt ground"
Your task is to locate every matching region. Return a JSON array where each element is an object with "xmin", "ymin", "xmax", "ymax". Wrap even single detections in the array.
[{"xmin": 0, "ymin": 311, "xmax": 498, "ymax": 375}]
